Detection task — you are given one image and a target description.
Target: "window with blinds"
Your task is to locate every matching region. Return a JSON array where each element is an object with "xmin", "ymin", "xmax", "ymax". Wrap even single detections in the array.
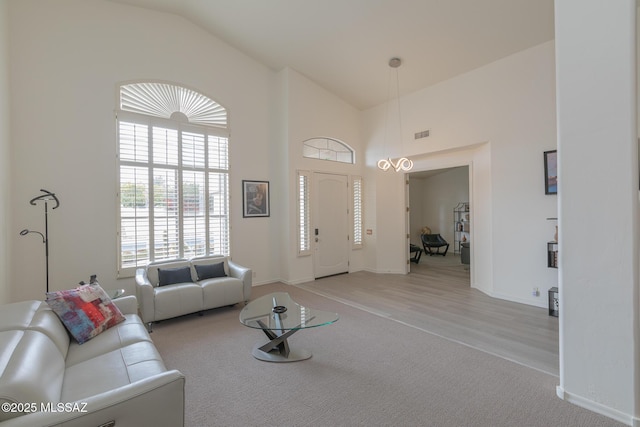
[
  {"xmin": 352, "ymin": 176, "xmax": 363, "ymax": 248},
  {"xmin": 302, "ymin": 137, "xmax": 354, "ymax": 164},
  {"xmin": 297, "ymin": 171, "xmax": 311, "ymax": 255},
  {"xmin": 117, "ymin": 82, "xmax": 229, "ymax": 276}
]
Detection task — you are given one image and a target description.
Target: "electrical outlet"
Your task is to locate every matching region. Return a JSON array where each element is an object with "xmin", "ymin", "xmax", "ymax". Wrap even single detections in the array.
[{"xmin": 532, "ymin": 287, "xmax": 539, "ymax": 297}]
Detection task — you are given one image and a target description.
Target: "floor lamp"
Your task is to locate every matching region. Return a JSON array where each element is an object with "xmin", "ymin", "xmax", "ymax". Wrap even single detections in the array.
[{"xmin": 20, "ymin": 189, "xmax": 60, "ymax": 294}]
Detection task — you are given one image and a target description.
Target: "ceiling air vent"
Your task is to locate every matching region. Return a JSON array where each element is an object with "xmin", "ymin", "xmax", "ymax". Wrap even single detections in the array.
[{"xmin": 414, "ymin": 129, "xmax": 430, "ymax": 140}]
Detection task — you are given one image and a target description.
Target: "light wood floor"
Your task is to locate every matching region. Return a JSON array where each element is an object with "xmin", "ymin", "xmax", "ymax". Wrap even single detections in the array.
[{"xmin": 296, "ymin": 252, "xmax": 559, "ymax": 376}]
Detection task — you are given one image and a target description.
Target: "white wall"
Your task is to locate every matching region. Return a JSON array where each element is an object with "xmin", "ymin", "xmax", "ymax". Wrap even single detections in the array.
[
  {"xmin": 364, "ymin": 41, "xmax": 558, "ymax": 307},
  {"xmin": 281, "ymin": 68, "xmax": 364, "ymax": 284},
  {"xmin": 7, "ymin": 0, "xmax": 365, "ymax": 298},
  {"xmin": 4, "ymin": 1, "xmax": 560, "ymax": 308},
  {"xmin": 408, "ymin": 178, "xmax": 425, "ymax": 245},
  {"xmin": 0, "ymin": 0, "xmax": 10, "ymax": 305},
  {"xmin": 8, "ymin": 0, "xmax": 277, "ymax": 299},
  {"xmin": 409, "ymin": 167, "xmax": 469, "ymax": 248},
  {"xmin": 555, "ymin": 0, "xmax": 639, "ymax": 425},
  {"xmin": 5, "ymin": 0, "xmax": 558, "ymax": 309}
]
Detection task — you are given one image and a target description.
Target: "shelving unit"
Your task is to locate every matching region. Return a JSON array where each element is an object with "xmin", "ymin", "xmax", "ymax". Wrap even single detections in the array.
[
  {"xmin": 548, "ymin": 287, "xmax": 559, "ymax": 317},
  {"xmin": 453, "ymin": 202, "xmax": 470, "ymax": 254},
  {"xmin": 547, "ymin": 241, "xmax": 558, "ymax": 268},
  {"xmin": 546, "ymin": 217, "xmax": 558, "ymax": 268},
  {"xmin": 546, "ymin": 218, "xmax": 559, "ymax": 317}
]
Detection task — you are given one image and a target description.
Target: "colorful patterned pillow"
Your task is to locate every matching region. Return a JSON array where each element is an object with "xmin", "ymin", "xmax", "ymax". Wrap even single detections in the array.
[{"xmin": 46, "ymin": 284, "xmax": 125, "ymax": 344}]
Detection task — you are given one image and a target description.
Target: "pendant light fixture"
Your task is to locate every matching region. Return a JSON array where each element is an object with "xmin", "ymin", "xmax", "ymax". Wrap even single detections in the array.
[{"xmin": 377, "ymin": 57, "xmax": 413, "ymax": 172}]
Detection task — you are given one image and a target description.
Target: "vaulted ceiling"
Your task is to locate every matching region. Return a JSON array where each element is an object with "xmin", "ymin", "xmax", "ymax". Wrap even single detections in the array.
[{"xmin": 109, "ymin": 0, "xmax": 555, "ymax": 110}]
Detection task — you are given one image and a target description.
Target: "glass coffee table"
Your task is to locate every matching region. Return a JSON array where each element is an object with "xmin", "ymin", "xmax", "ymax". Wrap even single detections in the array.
[{"xmin": 239, "ymin": 292, "xmax": 339, "ymax": 362}]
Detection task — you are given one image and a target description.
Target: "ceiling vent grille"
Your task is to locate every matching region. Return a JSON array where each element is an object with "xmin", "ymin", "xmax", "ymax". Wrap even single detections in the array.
[{"xmin": 414, "ymin": 129, "xmax": 430, "ymax": 140}]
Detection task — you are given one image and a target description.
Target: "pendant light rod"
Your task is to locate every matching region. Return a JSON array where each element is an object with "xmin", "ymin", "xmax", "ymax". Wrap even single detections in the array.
[{"xmin": 377, "ymin": 57, "xmax": 413, "ymax": 172}]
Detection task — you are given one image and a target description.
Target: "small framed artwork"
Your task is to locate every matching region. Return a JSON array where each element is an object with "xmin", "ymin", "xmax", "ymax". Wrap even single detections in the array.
[
  {"xmin": 544, "ymin": 150, "xmax": 557, "ymax": 195},
  {"xmin": 243, "ymin": 180, "xmax": 270, "ymax": 217}
]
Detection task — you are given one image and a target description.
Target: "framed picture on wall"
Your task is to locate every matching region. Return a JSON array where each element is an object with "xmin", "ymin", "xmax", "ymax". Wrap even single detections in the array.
[
  {"xmin": 544, "ymin": 150, "xmax": 557, "ymax": 195},
  {"xmin": 242, "ymin": 180, "xmax": 270, "ymax": 217}
]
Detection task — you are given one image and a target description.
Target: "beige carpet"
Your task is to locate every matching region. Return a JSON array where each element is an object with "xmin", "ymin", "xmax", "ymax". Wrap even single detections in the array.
[{"xmin": 151, "ymin": 283, "xmax": 623, "ymax": 427}]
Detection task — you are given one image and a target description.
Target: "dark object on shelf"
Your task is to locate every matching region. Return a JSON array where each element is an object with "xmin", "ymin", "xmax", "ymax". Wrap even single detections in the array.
[
  {"xmin": 461, "ymin": 242, "xmax": 470, "ymax": 265},
  {"xmin": 409, "ymin": 244, "xmax": 423, "ymax": 263},
  {"xmin": 79, "ymin": 274, "xmax": 99, "ymax": 286},
  {"xmin": 547, "ymin": 241, "xmax": 558, "ymax": 268},
  {"xmin": 421, "ymin": 234, "xmax": 449, "ymax": 256},
  {"xmin": 548, "ymin": 287, "xmax": 559, "ymax": 317}
]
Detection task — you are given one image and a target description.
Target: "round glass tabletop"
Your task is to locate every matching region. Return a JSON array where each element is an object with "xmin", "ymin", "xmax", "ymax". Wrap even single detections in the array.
[{"xmin": 239, "ymin": 292, "xmax": 338, "ymax": 331}]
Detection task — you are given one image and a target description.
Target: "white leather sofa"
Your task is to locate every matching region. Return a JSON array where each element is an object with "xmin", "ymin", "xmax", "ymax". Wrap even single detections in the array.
[
  {"xmin": 0, "ymin": 296, "xmax": 185, "ymax": 427},
  {"xmin": 135, "ymin": 255, "xmax": 252, "ymax": 331}
]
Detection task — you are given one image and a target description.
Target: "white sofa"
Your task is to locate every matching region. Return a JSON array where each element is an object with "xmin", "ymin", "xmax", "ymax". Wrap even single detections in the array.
[
  {"xmin": 0, "ymin": 296, "xmax": 185, "ymax": 427},
  {"xmin": 135, "ymin": 255, "xmax": 252, "ymax": 331}
]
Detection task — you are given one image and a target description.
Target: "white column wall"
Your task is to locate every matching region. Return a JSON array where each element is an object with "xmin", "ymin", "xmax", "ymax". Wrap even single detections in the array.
[
  {"xmin": 0, "ymin": 0, "xmax": 10, "ymax": 305},
  {"xmin": 555, "ymin": 0, "xmax": 639, "ymax": 424}
]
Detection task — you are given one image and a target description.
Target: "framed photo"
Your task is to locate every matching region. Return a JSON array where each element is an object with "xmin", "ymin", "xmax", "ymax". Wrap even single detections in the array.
[
  {"xmin": 242, "ymin": 180, "xmax": 270, "ymax": 217},
  {"xmin": 544, "ymin": 150, "xmax": 557, "ymax": 195}
]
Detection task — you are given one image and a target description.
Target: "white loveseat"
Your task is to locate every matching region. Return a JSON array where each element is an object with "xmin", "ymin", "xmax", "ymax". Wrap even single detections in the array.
[
  {"xmin": 135, "ymin": 255, "xmax": 252, "ymax": 331},
  {"xmin": 0, "ymin": 296, "xmax": 185, "ymax": 427}
]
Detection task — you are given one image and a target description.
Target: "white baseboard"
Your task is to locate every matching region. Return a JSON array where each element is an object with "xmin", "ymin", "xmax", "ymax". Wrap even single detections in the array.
[
  {"xmin": 250, "ymin": 276, "xmax": 315, "ymax": 286},
  {"xmin": 280, "ymin": 277, "xmax": 315, "ymax": 286},
  {"xmin": 363, "ymin": 268, "xmax": 406, "ymax": 275},
  {"xmin": 487, "ymin": 290, "xmax": 548, "ymax": 309},
  {"xmin": 557, "ymin": 386, "xmax": 634, "ymax": 426},
  {"xmin": 251, "ymin": 281, "xmax": 276, "ymax": 287},
  {"xmin": 556, "ymin": 385, "xmax": 565, "ymax": 399}
]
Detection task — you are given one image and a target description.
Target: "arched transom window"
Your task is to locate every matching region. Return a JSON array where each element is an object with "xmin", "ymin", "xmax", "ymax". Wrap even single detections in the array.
[
  {"xmin": 117, "ymin": 82, "xmax": 230, "ymax": 275},
  {"xmin": 303, "ymin": 137, "xmax": 354, "ymax": 164},
  {"xmin": 120, "ymin": 82, "xmax": 227, "ymax": 128}
]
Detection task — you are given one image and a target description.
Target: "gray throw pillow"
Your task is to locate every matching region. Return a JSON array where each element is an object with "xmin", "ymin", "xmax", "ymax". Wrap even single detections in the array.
[
  {"xmin": 158, "ymin": 266, "xmax": 193, "ymax": 286},
  {"xmin": 195, "ymin": 262, "xmax": 227, "ymax": 280}
]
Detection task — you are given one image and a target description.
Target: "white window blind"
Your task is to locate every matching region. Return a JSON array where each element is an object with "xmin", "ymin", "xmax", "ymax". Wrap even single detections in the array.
[
  {"xmin": 297, "ymin": 171, "xmax": 311, "ymax": 255},
  {"xmin": 117, "ymin": 82, "xmax": 229, "ymax": 276},
  {"xmin": 352, "ymin": 176, "xmax": 363, "ymax": 248}
]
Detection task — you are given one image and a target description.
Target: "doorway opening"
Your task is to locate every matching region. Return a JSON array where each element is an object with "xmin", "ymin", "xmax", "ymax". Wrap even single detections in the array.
[{"xmin": 406, "ymin": 165, "xmax": 471, "ymax": 283}]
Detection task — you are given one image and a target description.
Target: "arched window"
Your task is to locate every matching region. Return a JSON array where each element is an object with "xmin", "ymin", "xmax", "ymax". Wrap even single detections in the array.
[
  {"xmin": 117, "ymin": 82, "xmax": 229, "ymax": 275},
  {"xmin": 303, "ymin": 137, "xmax": 354, "ymax": 164}
]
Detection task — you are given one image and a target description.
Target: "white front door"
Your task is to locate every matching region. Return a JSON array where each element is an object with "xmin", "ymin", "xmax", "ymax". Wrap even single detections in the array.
[{"xmin": 313, "ymin": 173, "xmax": 349, "ymax": 278}]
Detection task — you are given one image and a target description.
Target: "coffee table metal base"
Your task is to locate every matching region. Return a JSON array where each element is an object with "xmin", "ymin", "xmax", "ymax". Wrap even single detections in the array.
[
  {"xmin": 251, "ymin": 342, "xmax": 311, "ymax": 362},
  {"xmin": 240, "ymin": 292, "xmax": 338, "ymax": 363},
  {"xmin": 251, "ymin": 319, "xmax": 312, "ymax": 362}
]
